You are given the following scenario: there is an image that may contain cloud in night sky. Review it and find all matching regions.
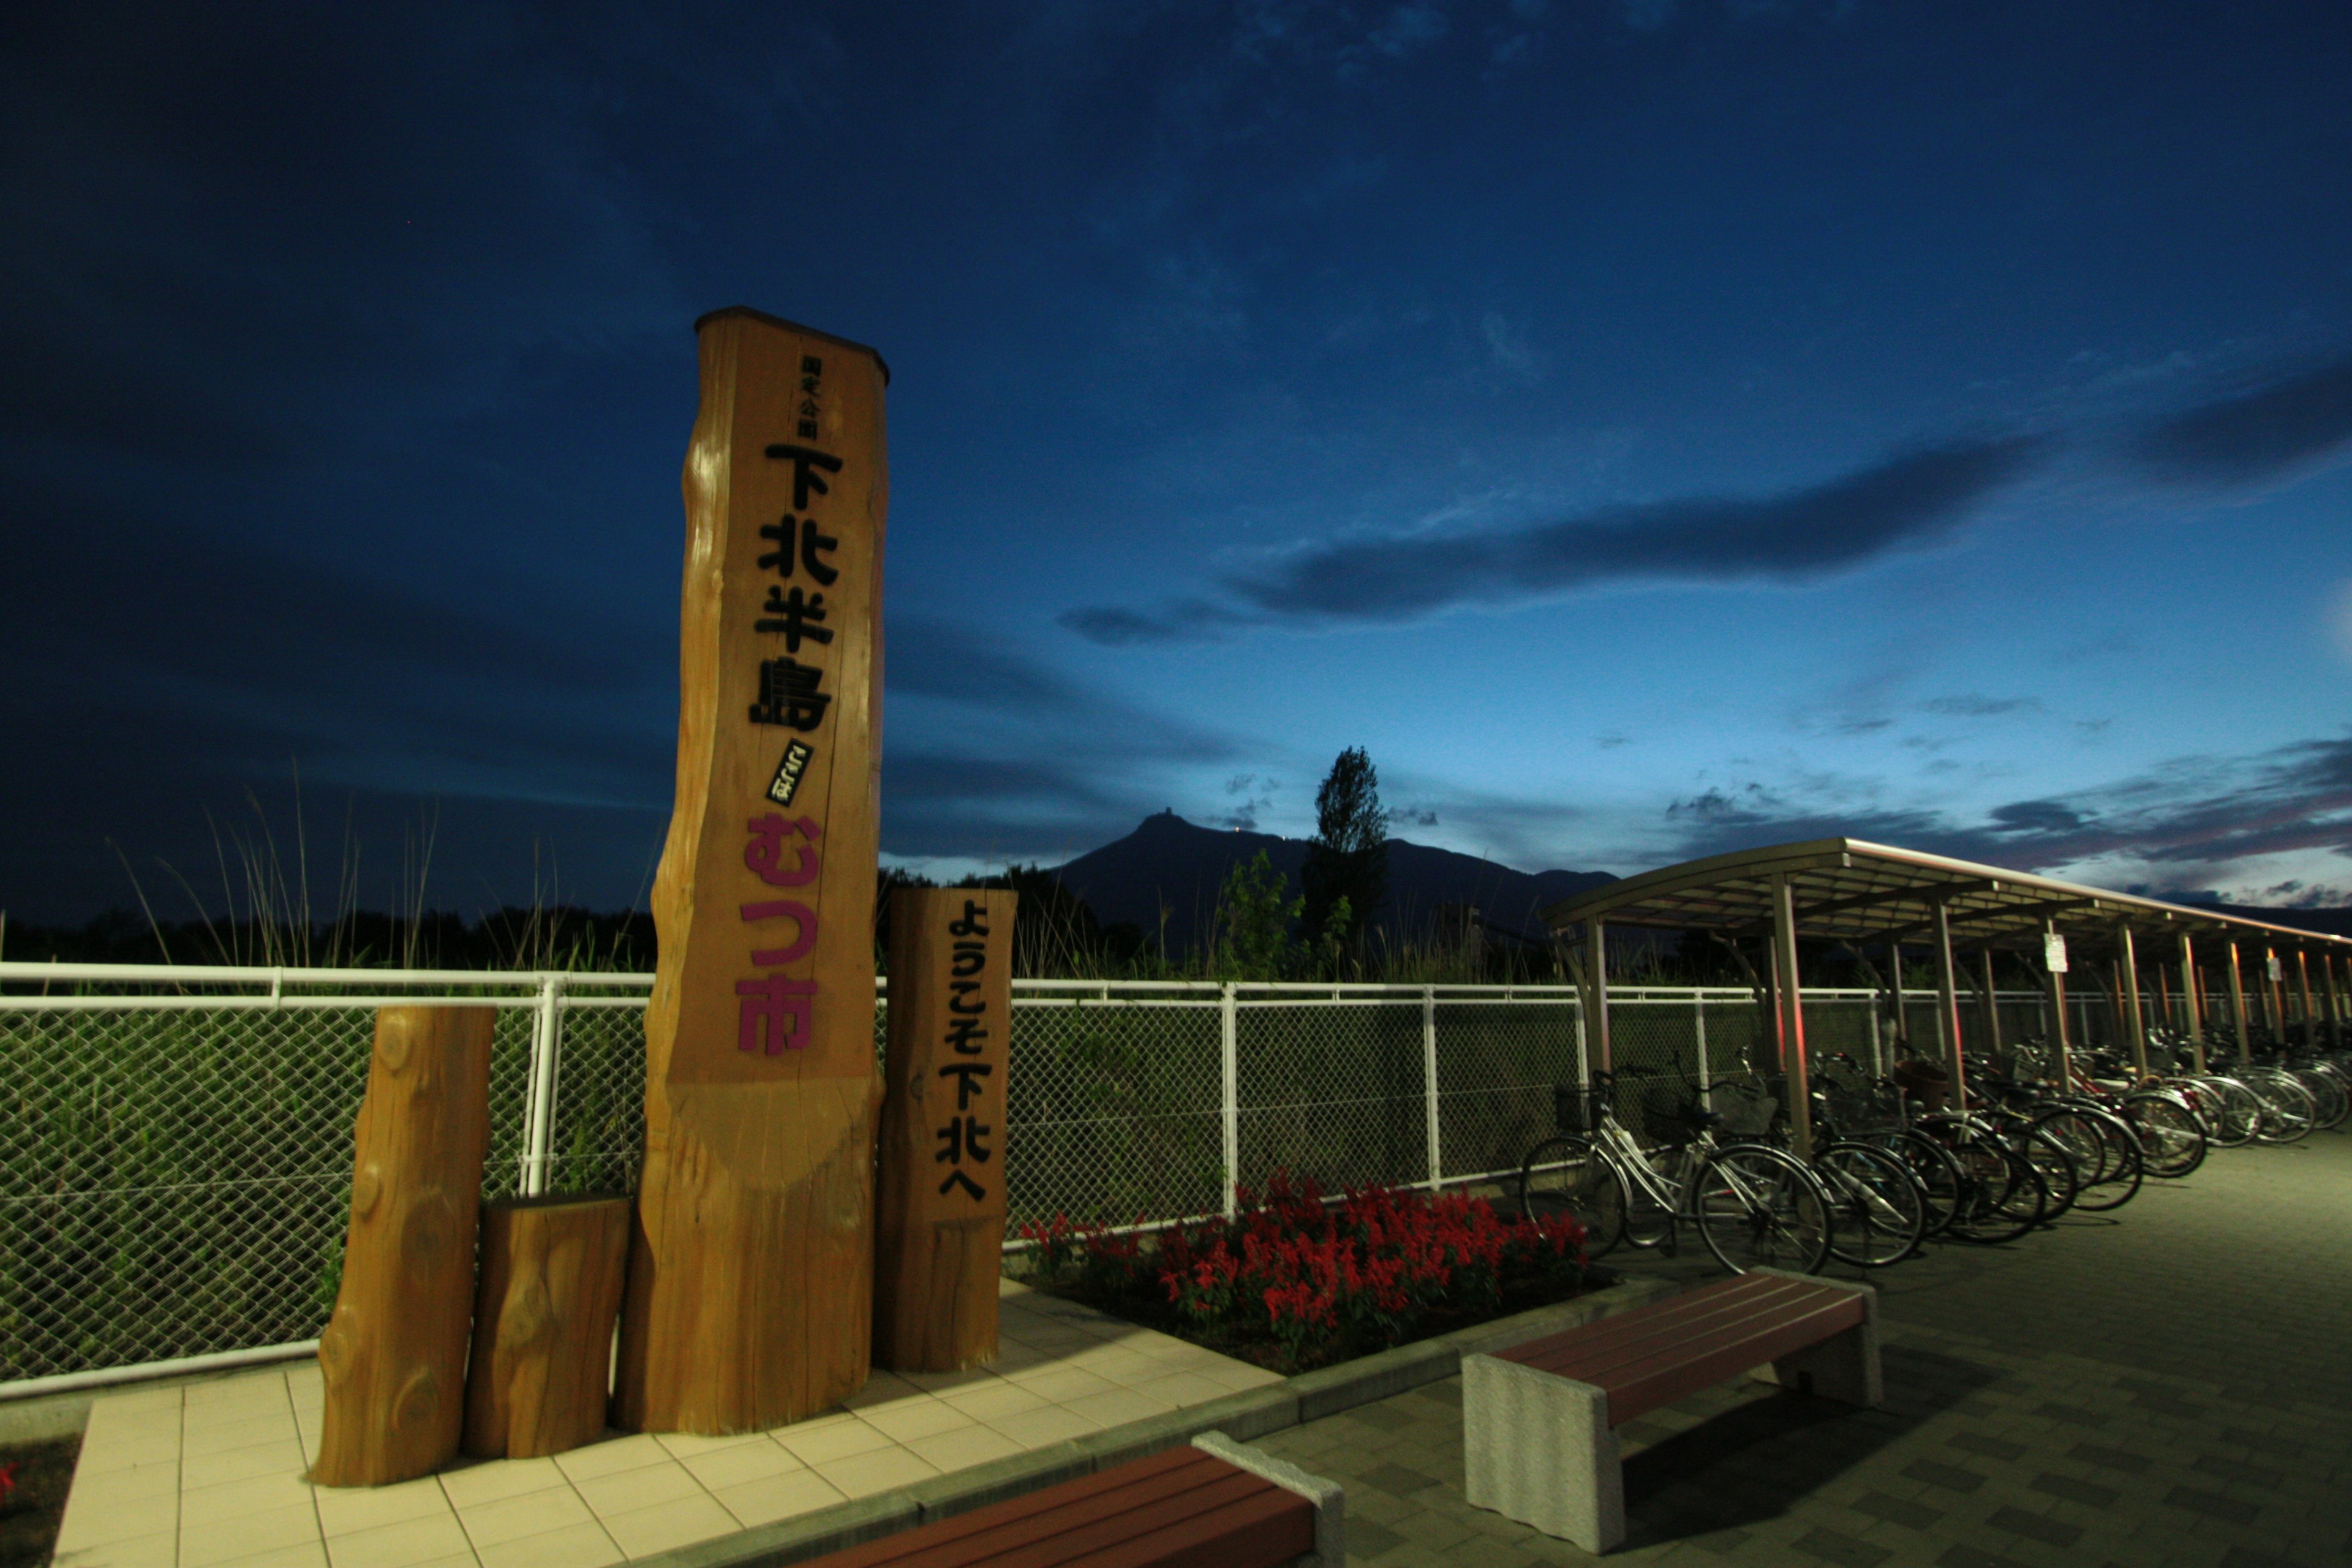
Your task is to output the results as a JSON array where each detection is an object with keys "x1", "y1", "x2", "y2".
[
  {"x1": 2133, "y1": 352, "x2": 2352, "y2": 484},
  {"x1": 1657, "y1": 731, "x2": 2352, "y2": 876},
  {"x1": 1921, "y1": 695, "x2": 2042, "y2": 717},
  {"x1": 1064, "y1": 437, "x2": 2045, "y2": 643},
  {"x1": 879, "y1": 617, "x2": 1243, "y2": 860}
]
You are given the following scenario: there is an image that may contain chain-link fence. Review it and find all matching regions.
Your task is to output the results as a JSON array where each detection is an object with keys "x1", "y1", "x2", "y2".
[{"x1": 4, "y1": 964, "x2": 2076, "y2": 1392}]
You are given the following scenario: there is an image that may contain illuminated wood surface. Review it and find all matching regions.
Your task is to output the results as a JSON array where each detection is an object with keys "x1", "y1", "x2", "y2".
[
  {"x1": 311, "y1": 1006, "x2": 494, "y2": 1487},
  {"x1": 875, "y1": 888, "x2": 1016, "y2": 1373},
  {"x1": 616, "y1": 308, "x2": 889, "y2": 1433},
  {"x1": 463, "y1": 1194, "x2": 630, "y2": 1460}
]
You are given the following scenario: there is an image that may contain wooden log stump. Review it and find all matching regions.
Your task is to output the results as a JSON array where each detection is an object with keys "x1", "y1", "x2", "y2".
[
  {"x1": 464, "y1": 1194, "x2": 631, "y2": 1460},
  {"x1": 875, "y1": 889, "x2": 1016, "y2": 1373},
  {"x1": 311, "y1": 1006, "x2": 494, "y2": 1487},
  {"x1": 613, "y1": 309, "x2": 891, "y2": 1434}
]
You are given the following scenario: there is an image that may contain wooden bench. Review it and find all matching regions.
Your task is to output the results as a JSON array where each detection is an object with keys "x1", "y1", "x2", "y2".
[
  {"x1": 807, "y1": 1432, "x2": 1342, "y2": 1568},
  {"x1": 1463, "y1": 1269, "x2": 1880, "y2": 1553}
]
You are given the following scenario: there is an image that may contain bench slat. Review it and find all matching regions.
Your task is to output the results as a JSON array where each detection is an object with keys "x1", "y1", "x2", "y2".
[
  {"x1": 1503, "y1": 1274, "x2": 1866, "y2": 1427},
  {"x1": 1501, "y1": 1275, "x2": 1814, "y2": 1375},
  {"x1": 1530, "y1": 1286, "x2": 1860, "y2": 1388},
  {"x1": 812, "y1": 1447, "x2": 1311, "y2": 1568},
  {"x1": 1054, "y1": 1483, "x2": 1314, "y2": 1568},
  {"x1": 1586, "y1": 1294, "x2": 1864, "y2": 1423},
  {"x1": 1498, "y1": 1275, "x2": 1799, "y2": 1364}
]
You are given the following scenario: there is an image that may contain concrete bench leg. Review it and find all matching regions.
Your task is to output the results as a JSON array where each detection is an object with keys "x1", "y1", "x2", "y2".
[
  {"x1": 1192, "y1": 1431, "x2": 1346, "y2": 1568},
  {"x1": 1746, "y1": 1269, "x2": 1883, "y2": 1408},
  {"x1": 1462, "y1": 1353, "x2": 1624, "y2": 1555}
]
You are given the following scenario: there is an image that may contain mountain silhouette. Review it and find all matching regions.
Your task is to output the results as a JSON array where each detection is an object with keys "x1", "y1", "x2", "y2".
[{"x1": 1049, "y1": 810, "x2": 1615, "y2": 957}]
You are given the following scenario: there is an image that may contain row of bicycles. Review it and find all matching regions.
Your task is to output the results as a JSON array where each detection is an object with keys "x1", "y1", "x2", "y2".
[{"x1": 1513, "y1": 1032, "x2": 2352, "y2": 1276}]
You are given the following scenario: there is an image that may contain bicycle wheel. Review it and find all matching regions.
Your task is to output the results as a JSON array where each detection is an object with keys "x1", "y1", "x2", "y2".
[
  {"x1": 2030, "y1": 1107, "x2": 2109, "y2": 1185},
  {"x1": 1815, "y1": 1142, "x2": 1927, "y2": 1268},
  {"x1": 2050, "y1": 1107, "x2": 2144, "y2": 1212},
  {"x1": 2014, "y1": 1126, "x2": 2080, "y2": 1221},
  {"x1": 1947, "y1": 1141, "x2": 2040, "y2": 1245},
  {"x1": 2245, "y1": 1071, "x2": 2317, "y2": 1145},
  {"x1": 2292, "y1": 1069, "x2": 2350, "y2": 1131},
  {"x1": 1880, "y1": 1128, "x2": 1964, "y2": 1237},
  {"x1": 2122, "y1": 1093, "x2": 2207, "y2": 1177},
  {"x1": 1693, "y1": 1144, "x2": 1833, "y2": 1274},
  {"x1": 2195, "y1": 1077, "x2": 2263, "y2": 1148},
  {"x1": 1518, "y1": 1135, "x2": 1627, "y2": 1257}
]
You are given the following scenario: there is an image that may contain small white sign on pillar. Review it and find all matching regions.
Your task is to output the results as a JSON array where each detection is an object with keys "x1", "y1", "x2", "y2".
[{"x1": 2043, "y1": 933, "x2": 2068, "y2": 974}]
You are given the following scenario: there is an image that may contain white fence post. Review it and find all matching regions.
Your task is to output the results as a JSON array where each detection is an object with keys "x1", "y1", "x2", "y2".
[
  {"x1": 1219, "y1": 982, "x2": 1240, "y2": 1219},
  {"x1": 1694, "y1": 993, "x2": 1709, "y2": 1093},
  {"x1": 1573, "y1": 995, "x2": 1588, "y2": 1091},
  {"x1": 1422, "y1": 986, "x2": 1442, "y2": 1191},
  {"x1": 520, "y1": 973, "x2": 565, "y2": 1196}
]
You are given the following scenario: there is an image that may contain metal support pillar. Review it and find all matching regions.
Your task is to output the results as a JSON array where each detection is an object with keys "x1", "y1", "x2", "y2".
[
  {"x1": 2117, "y1": 924, "x2": 2147, "y2": 1077},
  {"x1": 2045, "y1": 919, "x2": 2071, "y2": 1087},
  {"x1": 2227, "y1": 941, "x2": 2252, "y2": 1064},
  {"x1": 2296, "y1": 950, "x2": 2315, "y2": 1050},
  {"x1": 1771, "y1": 875, "x2": 1814, "y2": 1160},
  {"x1": 2326, "y1": 953, "x2": 2345, "y2": 1051},
  {"x1": 1978, "y1": 948, "x2": 2003, "y2": 1066},
  {"x1": 1931, "y1": 899, "x2": 1966, "y2": 1112},
  {"x1": 2258, "y1": 949, "x2": 2277, "y2": 1048},
  {"x1": 1886, "y1": 944, "x2": 1906, "y2": 1056},
  {"x1": 2179, "y1": 933, "x2": 2206, "y2": 1074}
]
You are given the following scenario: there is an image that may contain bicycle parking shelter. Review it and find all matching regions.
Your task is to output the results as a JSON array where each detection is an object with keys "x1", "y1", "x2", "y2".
[{"x1": 1540, "y1": 837, "x2": 2352, "y2": 1156}]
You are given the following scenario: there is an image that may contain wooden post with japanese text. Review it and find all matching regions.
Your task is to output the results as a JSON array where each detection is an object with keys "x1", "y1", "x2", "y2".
[
  {"x1": 614, "y1": 307, "x2": 889, "y2": 1434},
  {"x1": 875, "y1": 889, "x2": 1016, "y2": 1373}
]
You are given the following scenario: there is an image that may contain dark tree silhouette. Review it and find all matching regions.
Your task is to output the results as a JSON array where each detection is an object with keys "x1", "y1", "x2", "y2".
[{"x1": 1301, "y1": 747, "x2": 1389, "y2": 946}]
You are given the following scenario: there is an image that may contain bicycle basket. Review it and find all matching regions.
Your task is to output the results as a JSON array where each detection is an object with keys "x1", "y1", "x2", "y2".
[
  {"x1": 1640, "y1": 1077, "x2": 1711, "y2": 1145},
  {"x1": 1706, "y1": 1078, "x2": 1781, "y2": 1137},
  {"x1": 1553, "y1": 1082, "x2": 1604, "y2": 1133}
]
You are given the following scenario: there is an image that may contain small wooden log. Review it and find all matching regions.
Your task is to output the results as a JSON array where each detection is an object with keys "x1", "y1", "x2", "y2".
[
  {"x1": 614, "y1": 309, "x2": 890, "y2": 1434},
  {"x1": 311, "y1": 1006, "x2": 494, "y2": 1487},
  {"x1": 874, "y1": 888, "x2": 1016, "y2": 1372},
  {"x1": 464, "y1": 1194, "x2": 631, "y2": 1460}
]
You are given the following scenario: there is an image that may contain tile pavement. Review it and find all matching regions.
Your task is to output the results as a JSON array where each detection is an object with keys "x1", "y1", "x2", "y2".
[
  {"x1": 49, "y1": 1277, "x2": 1281, "y2": 1567},
  {"x1": 1253, "y1": 1134, "x2": 2352, "y2": 1567}
]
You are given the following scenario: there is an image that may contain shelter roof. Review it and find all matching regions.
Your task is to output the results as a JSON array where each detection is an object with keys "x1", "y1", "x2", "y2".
[{"x1": 1538, "y1": 838, "x2": 2352, "y2": 954}]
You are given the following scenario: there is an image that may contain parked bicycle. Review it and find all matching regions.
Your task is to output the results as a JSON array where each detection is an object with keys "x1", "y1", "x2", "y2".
[{"x1": 1517, "y1": 1068, "x2": 1833, "y2": 1275}]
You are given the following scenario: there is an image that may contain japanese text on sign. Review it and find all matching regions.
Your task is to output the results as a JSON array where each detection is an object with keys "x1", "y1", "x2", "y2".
[
  {"x1": 734, "y1": 371, "x2": 849, "y2": 1055},
  {"x1": 936, "y1": 899, "x2": 995, "y2": 1202}
]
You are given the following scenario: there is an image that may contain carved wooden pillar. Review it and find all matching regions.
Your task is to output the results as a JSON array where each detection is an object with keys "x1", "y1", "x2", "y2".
[
  {"x1": 615, "y1": 309, "x2": 890, "y2": 1434},
  {"x1": 312, "y1": 1006, "x2": 494, "y2": 1487}
]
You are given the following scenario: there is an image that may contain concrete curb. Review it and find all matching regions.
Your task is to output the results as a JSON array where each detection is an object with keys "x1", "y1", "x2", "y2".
[{"x1": 630, "y1": 1274, "x2": 1684, "y2": 1568}]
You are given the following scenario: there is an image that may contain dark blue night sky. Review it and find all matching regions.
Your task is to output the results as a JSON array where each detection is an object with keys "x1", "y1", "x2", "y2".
[{"x1": 5, "y1": 1, "x2": 2350, "y2": 924}]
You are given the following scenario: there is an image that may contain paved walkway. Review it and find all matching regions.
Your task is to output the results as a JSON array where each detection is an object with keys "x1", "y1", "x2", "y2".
[
  {"x1": 1256, "y1": 1134, "x2": 2352, "y2": 1568},
  {"x1": 50, "y1": 1279, "x2": 1281, "y2": 1567}
]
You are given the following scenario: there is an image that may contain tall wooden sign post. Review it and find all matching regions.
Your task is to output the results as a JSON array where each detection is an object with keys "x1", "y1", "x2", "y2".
[
  {"x1": 875, "y1": 889, "x2": 1016, "y2": 1373},
  {"x1": 615, "y1": 309, "x2": 889, "y2": 1434}
]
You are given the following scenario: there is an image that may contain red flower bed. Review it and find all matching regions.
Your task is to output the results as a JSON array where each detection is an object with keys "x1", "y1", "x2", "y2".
[{"x1": 1016, "y1": 1174, "x2": 1589, "y2": 1373}]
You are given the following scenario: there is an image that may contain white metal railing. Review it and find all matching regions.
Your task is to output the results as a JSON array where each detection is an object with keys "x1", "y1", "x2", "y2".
[{"x1": 0, "y1": 960, "x2": 2089, "y2": 1396}]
